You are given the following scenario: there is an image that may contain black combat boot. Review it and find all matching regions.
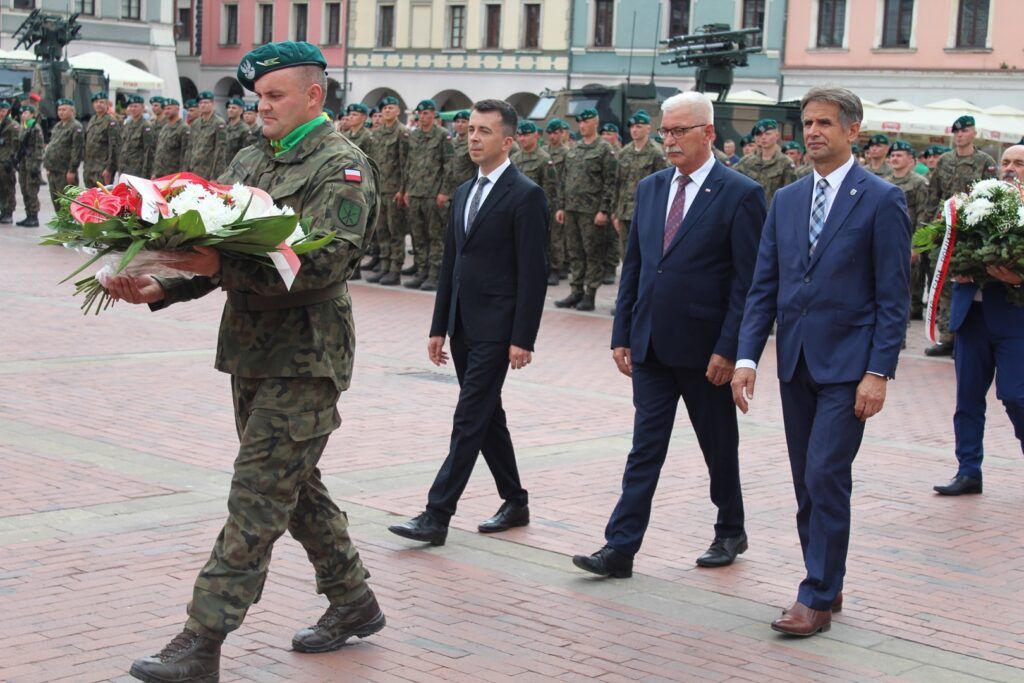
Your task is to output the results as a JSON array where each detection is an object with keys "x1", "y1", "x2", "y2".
[
  {"x1": 555, "y1": 290, "x2": 583, "y2": 308},
  {"x1": 576, "y1": 291, "x2": 596, "y2": 311},
  {"x1": 129, "y1": 629, "x2": 222, "y2": 683},
  {"x1": 377, "y1": 271, "x2": 401, "y2": 286},
  {"x1": 16, "y1": 214, "x2": 39, "y2": 228},
  {"x1": 360, "y1": 254, "x2": 381, "y2": 271},
  {"x1": 0, "y1": 213, "x2": 12, "y2": 224},
  {"x1": 401, "y1": 264, "x2": 418, "y2": 276},
  {"x1": 403, "y1": 275, "x2": 426, "y2": 289},
  {"x1": 292, "y1": 588, "x2": 386, "y2": 653}
]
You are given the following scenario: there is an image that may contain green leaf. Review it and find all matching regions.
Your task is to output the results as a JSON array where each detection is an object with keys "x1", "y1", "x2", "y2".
[
  {"x1": 116, "y1": 239, "x2": 147, "y2": 273},
  {"x1": 290, "y1": 231, "x2": 336, "y2": 255},
  {"x1": 58, "y1": 246, "x2": 116, "y2": 284}
]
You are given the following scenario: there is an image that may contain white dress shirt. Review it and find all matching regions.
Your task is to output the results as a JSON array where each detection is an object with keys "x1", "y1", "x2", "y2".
[
  {"x1": 736, "y1": 154, "x2": 857, "y2": 372},
  {"x1": 463, "y1": 156, "x2": 511, "y2": 231},
  {"x1": 665, "y1": 153, "x2": 717, "y2": 224}
]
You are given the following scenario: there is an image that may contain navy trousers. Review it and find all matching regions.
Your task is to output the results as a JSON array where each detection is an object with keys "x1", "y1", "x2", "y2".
[
  {"x1": 953, "y1": 302, "x2": 1024, "y2": 478},
  {"x1": 779, "y1": 353, "x2": 865, "y2": 612}
]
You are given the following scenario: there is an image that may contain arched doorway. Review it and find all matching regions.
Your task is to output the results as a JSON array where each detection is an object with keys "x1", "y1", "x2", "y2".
[
  {"x1": 432, "y1": 89, "x2": 472, "y2": 112},
  {"x1": 214, "y1": 76, "x2": 243, "y2": 99},
  {"x1": 179, "y1": 77, "x2": 198, "y2": 102},
  {"x1": 506, "y1": 92, "x2": 540, "y2": 117},
  {"x1": 126, "y1": 58, "x2": 149, "y2": 72},
  {"x1": 325, "y1": 78, "x2": 343, "y2": 120},
  {"x1": 362, "y1": 87, "x2": 407, "y2": 123}
]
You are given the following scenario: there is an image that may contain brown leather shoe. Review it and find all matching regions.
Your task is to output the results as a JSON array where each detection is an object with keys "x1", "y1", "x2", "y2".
[
  {"x1": 783, "y1": 592, "x2": 842, "y2": 615},
  {"x1": 292, "y1": 588, "x2": 386, "y2": 653},
  {"x1": 771, "y1": 602, "x2": 831, "y2": 637},
  {"x1": 129, "y1": 628, "x2": 221, "y2": 682}
]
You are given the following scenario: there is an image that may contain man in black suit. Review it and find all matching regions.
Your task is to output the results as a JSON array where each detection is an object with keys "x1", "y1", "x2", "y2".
[
  {"x1": 388, "y1": 99, "x2": 549, "y2": 546},
  {"x1": 573, "y1": 92, "x2": 766, "y2": 578}
]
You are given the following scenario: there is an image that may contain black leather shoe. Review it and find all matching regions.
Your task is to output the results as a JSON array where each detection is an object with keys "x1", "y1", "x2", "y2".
[
  {"x1": 129, "y1": 629, "x2": 221, "y2": 682},
  {"x1": 555, "y1": 291, "x2": 583, "y2": 308},
  {"x1": 292, "y1": 588, "x2": 386, "y2": 653},
  {"x1": 572, "y1": 546, "x2": 633, "y2": 578},
  {"x1": 419, "y1": 279, "x2": 438, "y2": 291},
  {"x1": 933, "y1": 475, "x2": 982, "y2": 495},
  {"x1": 477, "y1": 502, "x2": 529, "y2": 533},
  {"x1": 0, "y1": 213, "x2": 12, "y2": 224},
  {"x1": 925, "y1": 342, "x2": 954, "y2": 357},
  {"x1": 695, "y1": 532, "x2": 748, "y2": 568},
  {"x1": 388, "y1": 511, "x2": 448, "y2": 545},
  {"x1": 16, "y1": 215, "x2": 38, "y2": 227}
]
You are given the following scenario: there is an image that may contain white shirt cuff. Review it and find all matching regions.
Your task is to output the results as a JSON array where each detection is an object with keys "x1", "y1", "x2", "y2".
[{"x1": 736, "y1": 359, "x2": 757, "y2": 371}]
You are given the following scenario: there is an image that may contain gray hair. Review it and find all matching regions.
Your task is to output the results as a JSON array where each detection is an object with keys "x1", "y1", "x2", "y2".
[
  {"x1": 800, "y1": 85, "x2": 862, "y2": 128},
  {"x1": 661, "y1": 92, "x2": 714, "y2": 126}
]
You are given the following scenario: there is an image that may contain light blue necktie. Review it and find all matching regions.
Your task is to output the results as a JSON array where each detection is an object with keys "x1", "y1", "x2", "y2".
[{"x1": 808, "y1": 178, "x2": 829, "y2": 256}]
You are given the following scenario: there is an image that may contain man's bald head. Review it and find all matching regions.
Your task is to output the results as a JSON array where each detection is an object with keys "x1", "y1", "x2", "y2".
[{"x1": 1000, "y1": 145, "x2": 1024, "y2": 181}]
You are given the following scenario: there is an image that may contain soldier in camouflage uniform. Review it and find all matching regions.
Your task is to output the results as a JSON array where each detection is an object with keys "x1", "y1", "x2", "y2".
[
  {"x1": 733, "y1": 118, "x2": 795, "y2": 205},
  {"x1": 119, "y1": 42, "x2": 385, "y2": 683},
  {"x1": 924, "y1": 115, "x2": 999, "y2": 356},
  {"x1": 611, "y1": 110, "x2": 667, "y2": 279},
  {"x1": 600, "y1": 122, "x2": 622, "y2": 151},
  {"x1": 242, "y1": 103, "x2": 261, "y2": 147},
  {"x1": 554, "y1": 108, "x2": 617, "y2": 312},
  {"x1": 186, "y1": 91, "x2": 228, "y2": 178},
  {"x1": 888, "y1": 140, "x2": 930, "y2": 322},
  {"x1": 84, "y1": 91, "x2": 120, "y2": 188},
  {"x1": 0, "y1": 100, "x2": 21, "y2": 223},
  {"x1": 783, "y1": 141, "x2": 812, "y2": 178},
  {"x1": 151, "y1": 99, "x2": 190, "y2": 178},
  {"x1": 118, "y1": 95, "x2": 156, "y2": 180},
  {"x1": 511, "y1": 120, "x2": 559, "y2": 284},
  {"x1": 544, "y1": 119, "x2": 571, "y2": 278},
  {"x1": 149, "y1": 96, "x2": 165, "y2": 134},
  {"x1": 14, "y1": 105, "x2": 44, "y2": 227},
  {"x1": 364, "y1": 96, "x2": 408, "y2": 286},
  {"x1": 740, "y1": 134, "x2": 756, "y2": 158},
  {"x1": 184, "y1": 98, "x2": 199, "y2": 125},
  {"x1": 401, "y1": 99, "x2": 452, "y2": 291},
  {"x1": 445, "y1": 109, "x2": 476, "y2": 195},
  {"x1": 43, "y1": 98, "x2": 84, "y2": 211},
  {"x1": 864, "y1": 134, "x2": 893, "y2": 178},
  {"x1": 222, "y1": 97, "x2": 250, "y2": 171},
  {"x1": 342, "y1": 103, "x2": 373, "y2": 155}
]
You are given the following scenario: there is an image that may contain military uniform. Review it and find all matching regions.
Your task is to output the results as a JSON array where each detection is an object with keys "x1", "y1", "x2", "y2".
[
  {"x1": 152, "y1": 118, "x2": 190, "y2": 178},
  {"x1": 446, "y1": 134, "x2": 476, "y2": 193},
  {"x1": 119, "y1": 115, "x2": 156, "y2": 179},
  {"x1": 186, "y1": 114, "x2": 228, "y2": 178},
  {"x1": 545, "y1": 137, "x2": 570, "y2": 274},
  {"x1": 734, "y1": 150, "x2": 796, "y2": 205},
  {"x1": 222, "y1": 119, "x2": 251, "y2": 170},
  {"x1": 794, "y1": 163, "x2": 813, "y2": 178},
  {"x1": 368, "y1": 119, "x2": 409, "y2": 278},
  {"x1": 343, "y1": 125, "x2": 373, "y2": 156},
  {"x1": 16, "y1": 115, "x2": 44, "y2": 223},
  {"x1": 559, "y1": 134, "x2": 617, "y2": 300},
  {"x1": 403, "y1": 109, "x2": 452, "y2": 286},
  {"x1": 84, "y1": 111, "x2": 121, "y2": 187},
  {"x1": 0, "y1": 112, "x2": 22, "y2": 220},
  {"x1": 42, "y1": 116, "x2": 84, "y2": 210},
  {"x1": 510, "y1": 143, "x2": 558, "y2": 258},
  {"x1": 867, "y1": 160, "x2": 893, "y2": 179},
  {"x1": 891, "y1": 169, "x2": 930, "y2": 319},
  {"x1": 612, "y1": 139, "x2": 667, "y2": 263}
]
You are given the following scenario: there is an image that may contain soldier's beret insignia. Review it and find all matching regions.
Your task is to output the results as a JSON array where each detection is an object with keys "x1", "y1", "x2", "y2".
[
  {"x1": 237, "y1": 41, "x2": 327, "y2": 92},
  {"x1": 338, "y1": 199, "x2": 362, "y2": 226}
]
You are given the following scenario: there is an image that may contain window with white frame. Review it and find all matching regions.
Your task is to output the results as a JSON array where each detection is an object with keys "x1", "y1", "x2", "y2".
[
  {"x1": 449, "y1": 5, "x2": 466, "y2": 49},
  {"x1": 523, "y1": 3, "x2": 541, "y2": 49},
  {"x1": 816, "y1": 0, "x2": 845, "y2": 47},
  {"x1": 222, "y1": 4, "x2": 239, "y2": 45},
  {"x1": 377, "y1": 4, "x2": 395, "y2": 48}
]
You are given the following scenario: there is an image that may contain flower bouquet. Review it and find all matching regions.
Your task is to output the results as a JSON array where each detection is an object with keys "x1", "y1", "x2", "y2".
[
  {"x1": 41, "y1": 173, "x2": 335, "y2": 314},
  {"x1": 913, "y1": 178, "x2": 1024, "y2": 341}
]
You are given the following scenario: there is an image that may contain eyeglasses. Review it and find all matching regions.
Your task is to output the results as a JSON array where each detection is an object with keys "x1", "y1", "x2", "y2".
[{"x1": 657, "y1": 123, "x2": 709, "y2": 139}]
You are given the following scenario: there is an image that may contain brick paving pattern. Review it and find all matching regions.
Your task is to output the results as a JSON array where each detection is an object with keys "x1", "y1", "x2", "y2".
[{"x1": 2, "y1": 210, "x2": 1023, "y2": 682}]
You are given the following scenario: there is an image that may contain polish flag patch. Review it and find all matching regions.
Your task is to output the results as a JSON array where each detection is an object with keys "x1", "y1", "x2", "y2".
[{"x1": 344, "y1": 169, "x2": 362, "y2": 183}]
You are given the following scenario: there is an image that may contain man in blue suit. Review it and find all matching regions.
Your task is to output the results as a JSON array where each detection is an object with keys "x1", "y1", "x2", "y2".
[
  {"x1": 572, "y1": 92, "x2": 766, "y2": 579},
  {"x1": 732, "y1": 86, "x2": 911, "y2": 637},
  {"x1": 934, "y1": 144, "x2": 1024, "y2": 496}
]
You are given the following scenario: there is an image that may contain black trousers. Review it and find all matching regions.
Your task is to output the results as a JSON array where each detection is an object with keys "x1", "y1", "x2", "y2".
[{"x1": 426, "y1": 323, "x2": 528, "y2": 522}]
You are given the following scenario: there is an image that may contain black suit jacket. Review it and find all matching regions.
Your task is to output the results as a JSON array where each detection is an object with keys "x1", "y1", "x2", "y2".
[{"x1": 430, "y1": 162, "x2": 549, "y2": 350}]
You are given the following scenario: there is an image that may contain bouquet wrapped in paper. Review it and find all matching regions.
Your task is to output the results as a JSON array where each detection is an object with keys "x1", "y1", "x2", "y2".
[
  {"x1": 913, "y1": 179, "x2": 1024, "y2": 341},
  {"x1": 41, "y1": 173, "x2": 335, "y2": 314}
]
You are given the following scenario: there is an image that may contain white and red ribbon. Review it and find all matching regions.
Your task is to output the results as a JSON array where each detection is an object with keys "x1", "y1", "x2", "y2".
[{"x1": 925, "y1": 197, "x2": 958, "y2": 343}]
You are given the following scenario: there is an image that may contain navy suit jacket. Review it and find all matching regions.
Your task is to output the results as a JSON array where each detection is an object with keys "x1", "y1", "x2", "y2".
[
  {"x1": 737, "y1": 161, "x2": 911, "y2": 383},
  {"x1": 429, "y1": 163, "x2": 548, "y2": 350},
  {"x1": 611, "y1": 161, "x2": 767, "y2": 367},
  {"x1": 950, "y1": 281, "x2": 1024, "y2": 335}
]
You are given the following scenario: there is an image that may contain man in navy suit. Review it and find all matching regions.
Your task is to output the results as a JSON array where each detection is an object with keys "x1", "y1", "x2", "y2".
[
  {"x1": 389, "y1": 100, "x2": 549, "y2": 545},
  {"x1": 572, "y1": 92, "x2": 766, "y2": 579},
  {"x1": 732, "y1": 86, "x2": 911, "y2": 636},
  {"x1": 934, "y1": 144, "x2": 1024, "y2": 496}
]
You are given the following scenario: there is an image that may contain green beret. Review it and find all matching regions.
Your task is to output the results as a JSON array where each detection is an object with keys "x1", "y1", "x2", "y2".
[
  {"x1": 866, "y1": 133, "x2": 889, "y2": 148},
  {"x1": 56, "y1": 98, "x2": 74, "y2": 107},
  {"x1": 752, "y1": 118, "x2": 778, "y2": 134},
  {"x1": 379, "y1": 96, "x2": 399, "y2": 107},
  {"x1": 600, "y1": 122, "x2": 619, "y2": 134},
  {"x1": 517, "y1": 120, "x2": 538, "y2": 135},
  {"x1": 0, "y1": 100, "x2": 10, "y2": 110},
  {"x1": 237, "y1": 41, "x2": 327, "y2": 92},
  {"x1": 890, "y1": 140, "x2": 916, "y2": 156},
  {"x1": 322, "y1": 107, "x2": 335, "y2": 120},
  {"x1": 197, "y1": 91, "x2": 214, "y2": 101},
  {"x1": 244, "y1": 102, "x2": 257, "y2": 112},
  {"x1": 575, "y1": 108, "x2": 598, "y2": 122},
  {"x1": 346, "y1": 103, "x2": 369, "y2": 115},
  {"x1": 227, "y1": 97, "x2": 245, "y2": 107},
  {"x1": 163, "y1": 98, "x2": 180, "y2": 107},
  {"x1": 415, "y1": 99, "x2": 437, "y2": 112},
  {"x1": 21, "y1": 104, "x2": 36, "y2": 114},
  {"x1": 369, "y1": 107, "x2": 379, "y2": 115},
  {"x1": 130, "y1": 94, "x2": 146, "y2": 105},
  {"x1": 91, "y1": 91, "x2": 107, "y2": 102},
  {"x1": 952, "y1": 115, "x2": 975, "y2": 131},
  {"x1": 452, "y1": 109, "x2": 470, "y2": 121},
  {"x1": 149, "y1": 96, "x2": 164, "y2": 105},
  {"x1": 652, "y1": 134, "x2": 664, "y2": 144},
  {"x1": 570, "y1": 131, "x2": 582, "y2": 141},
  {"x1": 628, "y1": 110, "x2": 651, "y2": 125},
  {"x1": 851, "y1": 143, "x2": 862, "y2": 154},
  {"x1": 545, "y1": 118, "x2": 564, "y2": 132},
  {"x1": 185, "y1": 99, "x2": 198, "y2": 108},
  {"x1": 782, "y1": 141, "x2": 804, "y2": 152},
  {"x1": 740, "y1": 134, "x2": 754, "y2": 145}
]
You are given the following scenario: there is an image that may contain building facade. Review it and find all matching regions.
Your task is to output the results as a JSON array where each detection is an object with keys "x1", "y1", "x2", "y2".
[
  {"x1": 1, "y1": 0, "x2": 182, "y2": 100},
  {"x1": 782, "y1": 0, "x2": 1024, "y2": 107}
]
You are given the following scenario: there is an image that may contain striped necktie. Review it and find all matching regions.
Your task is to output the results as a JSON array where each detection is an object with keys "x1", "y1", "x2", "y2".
[{"x1": 808, "y1": 178, "x2": 829, "y2": 256}]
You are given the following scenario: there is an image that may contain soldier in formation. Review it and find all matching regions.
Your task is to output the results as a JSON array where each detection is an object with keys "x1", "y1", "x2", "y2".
[
  {"x1": 783, "y1": 141, "x2": 812, "y2": 178},
  {"x1": 119, "y1": 94, "x2": 156, "y2": 180},
  {"x1": 243, "y1": 103, "x2": 261, "y2": 147},
  {"x1": 554, "y1": 108, "x2": 617, "y2": 312},
  {"x1": 84, "y1": 91, "x2": 120, "y2": 188},
  {"x1": 186, "y1": 91, "x2": 227, "y2": 178},
  {"x1": 510, "y1": 120, "x2": 559, "y2": 284},
  {"x1": 184, "y1": 99, "x2": 199, "y2": 125},
  {"x1": 0, "y1": 100, "x2": 21, "y2": 223},
  {"x1": 733, "y1": 118, "x2": 795, "y2": 205},
  {"x1": 863, "y1": 134, "x2": 893, "y2": 178},
  {"x1": 342, "y1": 103, "x2": 373, "y2": 155},
  {"x1": 544, "y1": 118, "x2": 571, "y2": 280},
  {"x1": 600, "y1": 122, "x2": 622, "y2": 150},
  {"x1": 402, "y1": 99, "x2": 452, "y2": 291},
  {"x1": 151, "y1": 99, "x2": 190, "y2": 178},
  {"x1": 43, "y1": 98, "x2": 84, "y2": 211},
  {"x1": 611, "y1": 109, "x2": 667, "y2": 276},
  {"x1": 222, "y1": 97, "x2": 250, "y2": 170},
  {"x1": 887, "y1": 140, "x2": 931, "y2": 323},
  {"x1": 445, "y1": 110, "x2": 476, "y2": 195},
  {"x1": 740, "y1": 134, "x2": 756, "y2": 158},
  {"x1": 149, "y1": 96, "x2": 165, "y2": 134},
  {"x1": 364, "y1": 95, "x2": 409, "y2": 286},
  {"x1": 14, "y1": 104, "x2": 44, "y2": 227}
]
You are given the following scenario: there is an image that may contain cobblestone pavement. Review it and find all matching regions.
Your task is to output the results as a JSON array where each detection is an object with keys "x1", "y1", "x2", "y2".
[{"x1": 2, "y1": 208, "x2": 1023, "y2": 682}]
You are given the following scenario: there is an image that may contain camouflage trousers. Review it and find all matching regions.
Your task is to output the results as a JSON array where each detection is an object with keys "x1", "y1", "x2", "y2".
[
  {"x1": 184, "y1": 376, "x2": 369, "y2": 638},
  {"x1": 548, "y1": 214, "x2": 566, "y2": 273},
  {"x1": 47, "y1": 169, "x2": 79, "y2": 213},
  {"x1": 83, "y1": 166, "x2": 107, "y2": 189},
  {"x1": 615, "y1": 219, "x2": 632, "y2": 265},
  {"x1": 378, "y1": 196, "x2": 407, "y2": 274},
  {"x1": 910, "y1": 253, "x2": 928, "y2": 318},
  {"x1": 936, "y1": 285, "x2": 954, "y2": 344},
  {"x1": 565, "y1": 210, "x2": 612, "y2": 294},
  {"x1": 17, "y1": 165, "x2": 40, "y2": 214},
  {"x1": 407, "y1": 196, "x2": 444, "y2": 280},
  {"x1": 603, "y1": 221, "x2": 623, "y2": 277},
  {"x1": 0, "y1": 168, "x2": 15, "y2": 215}
]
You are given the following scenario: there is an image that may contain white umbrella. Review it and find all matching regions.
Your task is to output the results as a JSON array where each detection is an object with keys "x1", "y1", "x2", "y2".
[{"x1": 68, "y1": 51, "x2": 164, "y2": 92}]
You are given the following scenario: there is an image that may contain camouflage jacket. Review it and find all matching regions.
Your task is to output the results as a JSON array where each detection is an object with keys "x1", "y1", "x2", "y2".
[
  {"x1": 734, "y1": 150, "x2": 796, "y2": 205},
  {"x1": 890, "y1": 171, "x2": 931, "y2": 228},
  {"x1": 343, "y1": 125, "x2": 373, "y2": 156},
  {"x1": 186, "y1": 114, "x2": 227, "y2": 178},
  {"x1": 927, "y1": 148, "x2": 998, "y2": 219},
  {"x1": 84, "y1": 112, "x2": 121, "y2": 174},
  {"x1": 370, "y1": 121, "x2": 409, "y2": 195},
  {"x1": 222, "y1": 119, "x2": 251, "y2": 171},
  {"x1": 445, "y1": 134, "x2": 476, "y2": 195},
  {"x1": 17, "y1": 121, "x2": 44, "y2": 173},
  {"x1": 404, "y1": 124, "x2": 452, "y2": 198},
  {"x1": 151, "y1": 119, "x2": 190, "y2": 178},
  {"x1": 510, "y1": 146, "x2": 558, "y2": 215},
  {"x1": 546, "y1": 144, "x2": 568, "y2": 189},
  {"x1": 0, "y1": 116, "x2": 18, "y2": 164},
  {"x1": 154, "y1": 120, "x2": 380, "y2": 392},
  {"x1": 794, "y1": 163, "x2": 813, "y2": 179},
  {"x1": 43, "y1": 118, "x2": 84, "y2": 174},
  {"x1": 560, "y1": 137, "x2": 617, "y2": 215},
  {"x1": 613, "y1": 139, "x2": 668, "y2": 220},
  {"x1": 866, "y1": 161, "x2": 893, "y2": 179},
  {"x1": 245, "y1": 123, "x2": 262, "y2": 148},
  {"x1": 119, "y1": 116, "x2": 156, "y2": 178}
]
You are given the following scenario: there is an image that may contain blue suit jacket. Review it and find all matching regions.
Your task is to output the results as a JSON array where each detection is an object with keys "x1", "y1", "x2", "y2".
[
  {"x1": 950, "y1": 281, "x2": 1024, "y2": 335},
  {"x1": 737, "y1": 162, "x2": 911, "y2": 383},
  {"x1": 611, "y1": 161, "x2": 767, "y2": 367}
]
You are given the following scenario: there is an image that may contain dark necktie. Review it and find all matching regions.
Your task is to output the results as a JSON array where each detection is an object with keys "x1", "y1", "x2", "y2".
[
  {"x1": 663, "y1": 174, "x2": 691, "y2": 252},
  {"x1": 466, "y1": 177, "x2": 490, "y2": 232}
]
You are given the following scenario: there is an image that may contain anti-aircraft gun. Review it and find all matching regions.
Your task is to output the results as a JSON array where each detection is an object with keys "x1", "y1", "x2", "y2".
[{"x1": 660, "y1": 24, "x2": 763, "y2": 102}]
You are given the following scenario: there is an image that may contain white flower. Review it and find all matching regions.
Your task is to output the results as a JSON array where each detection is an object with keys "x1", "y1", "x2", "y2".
[
  {"x1": 970, "y1": 179, "x2": 1013, "y2": 198},
  {"x1": 1017, "y1": 205, "x2": 1024, "y2": 227},
  {"x1": 963, "y1": 197, "x2": 995, "y2": 226},
  {"x1": 285, "y1": 225, "x2": 306, "y2": 246}
]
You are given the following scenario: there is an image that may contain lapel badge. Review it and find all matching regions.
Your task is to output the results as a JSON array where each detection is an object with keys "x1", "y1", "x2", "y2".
[
  {"x1": 850, "y1": 189, "x2": 857, "y2": 196},
  {"x1": 704, "y1": 188, "x2": 711, "y2": 193}
]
